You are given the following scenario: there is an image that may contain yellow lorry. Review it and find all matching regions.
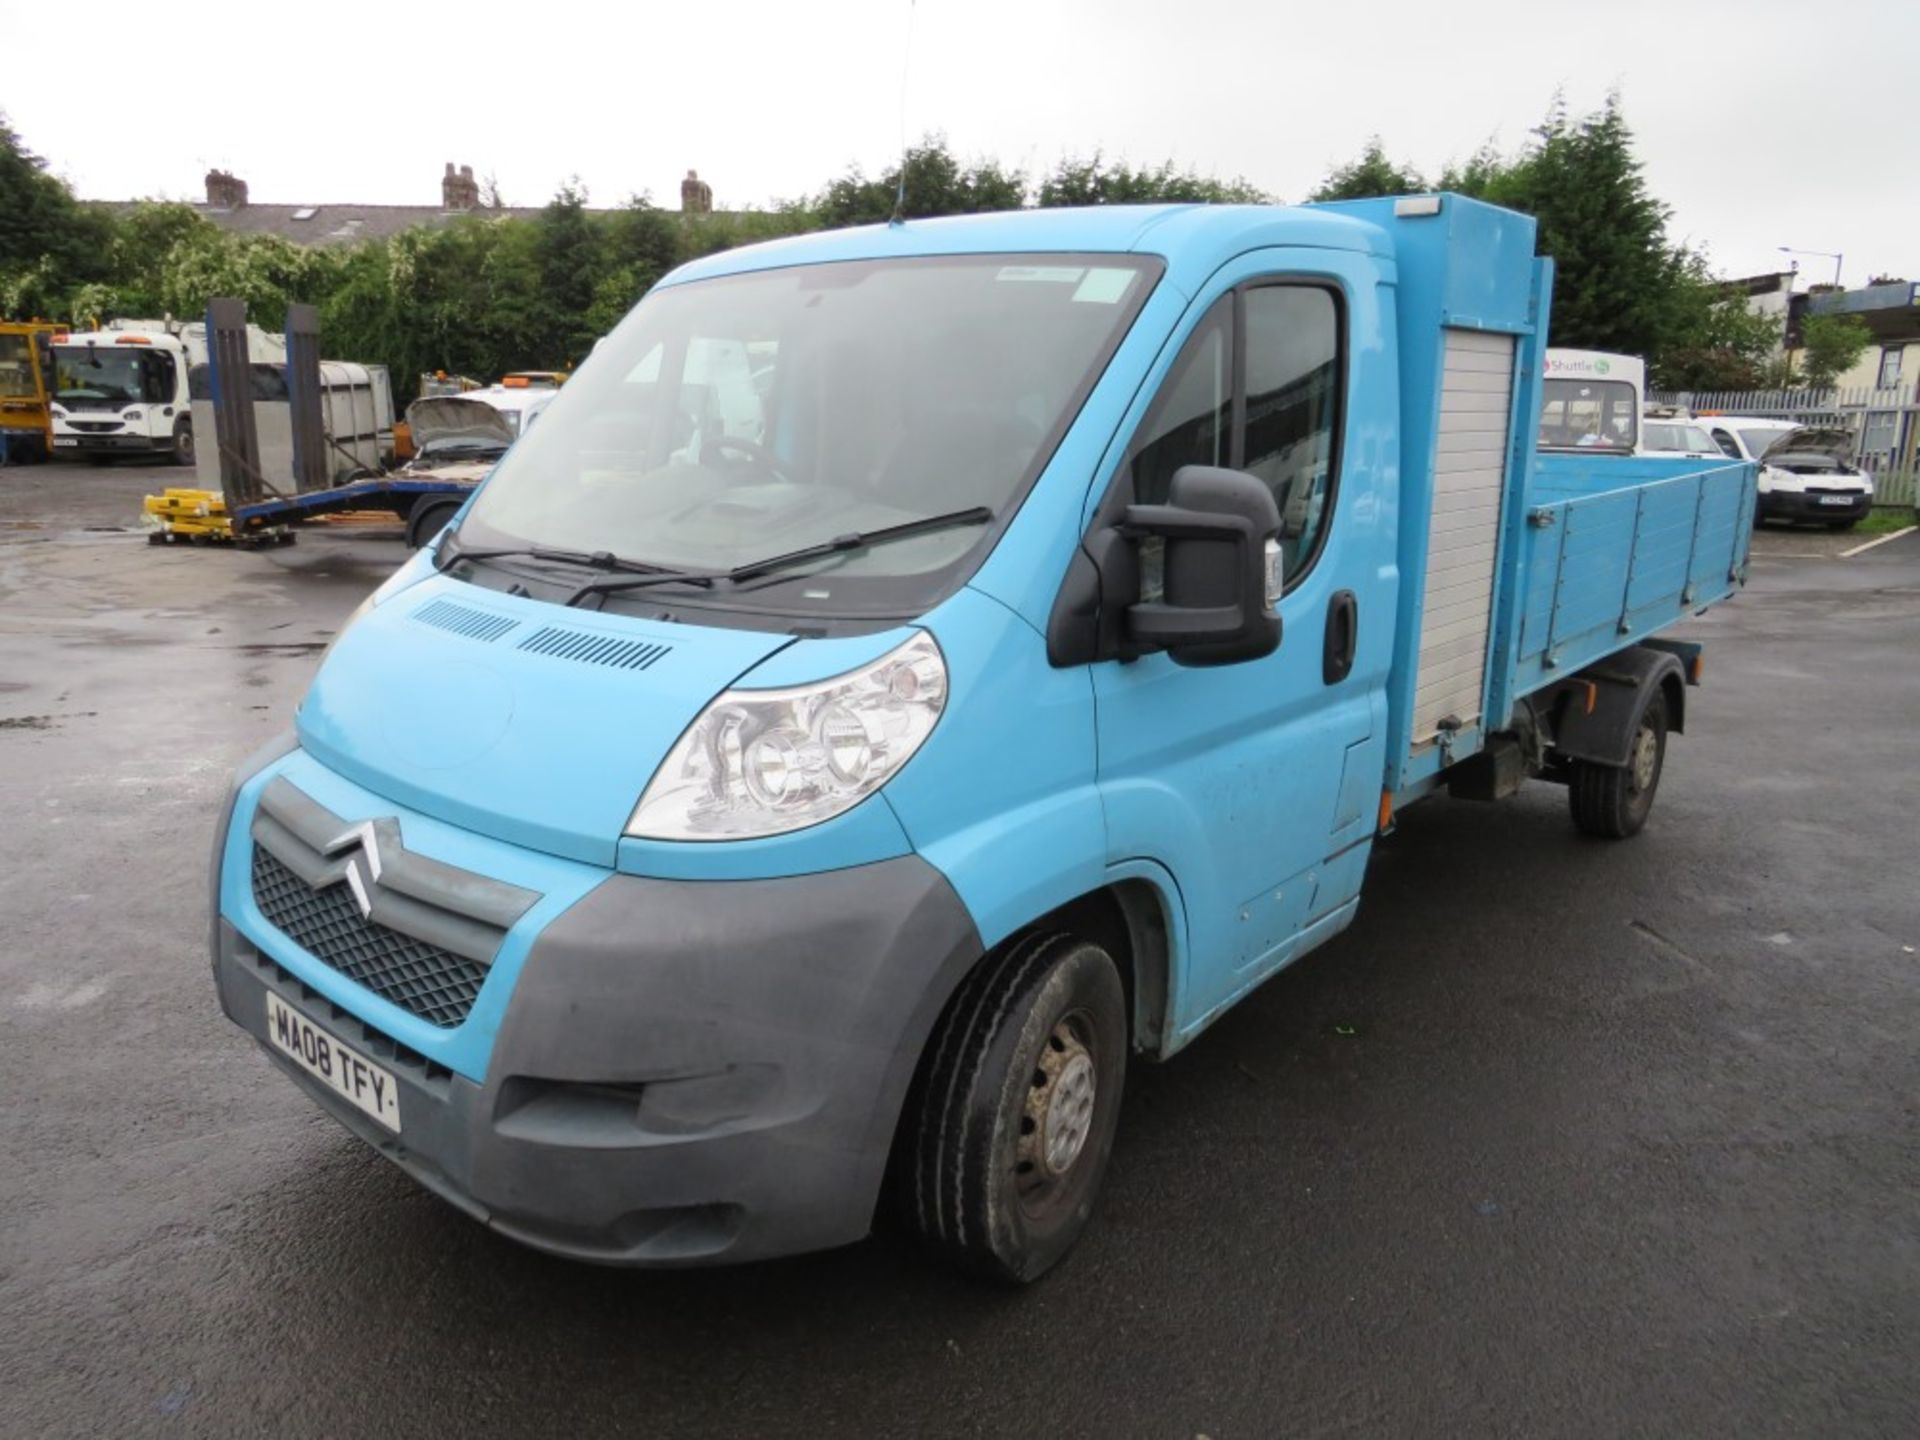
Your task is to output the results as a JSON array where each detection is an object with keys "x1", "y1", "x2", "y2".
[{"x1": 0, "y1": 321, "x2": 58, "y2": 464}]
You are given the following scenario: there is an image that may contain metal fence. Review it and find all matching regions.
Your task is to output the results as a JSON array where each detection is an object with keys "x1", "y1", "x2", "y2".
[{"x1": 1649, "y1": 383, "x2": 1920, "y2": 509}]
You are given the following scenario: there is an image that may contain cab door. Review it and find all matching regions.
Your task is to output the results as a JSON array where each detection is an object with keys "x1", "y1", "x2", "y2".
[{"x1": 1091, "y1": 251, "x2": 1393, "y2": 1035}]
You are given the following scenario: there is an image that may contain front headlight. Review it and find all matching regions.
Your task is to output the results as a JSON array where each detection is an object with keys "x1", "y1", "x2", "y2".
[{"x1": 628, "y1": 632, "x2": 947, "y2": 841}]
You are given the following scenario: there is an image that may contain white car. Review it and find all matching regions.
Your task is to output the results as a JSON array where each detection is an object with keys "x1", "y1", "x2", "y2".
[
  {"x1": 1698, "y1": 417, "x2": 1874, "y2": 529},
  {"x1": 1640, "y1": 418, "x2": 1722, "y2": 459}
]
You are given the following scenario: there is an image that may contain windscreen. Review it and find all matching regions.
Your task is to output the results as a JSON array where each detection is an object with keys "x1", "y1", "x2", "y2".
[
  {"x1": 459, "y1": 254, "x2": 1157, "y2": 614},
  {"x1": 53, "y1": 345, "x2": 173, "y2": 405},
  {"x1": 0, "y1": 334, "x2": 35, "y2": 398},
  {"x1": 1538, "y1": 379, "x2": 1638, "y2": 451}
]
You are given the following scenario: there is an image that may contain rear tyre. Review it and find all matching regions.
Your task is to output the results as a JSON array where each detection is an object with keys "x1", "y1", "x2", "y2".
[
  {"x1": 1568, "y1": 689, "x2": 1668, "y2": 839},
  {"x1": 405, "y1": 497, "x2": 462, "y2": 549},
  {"x1": 170, "y1": 419, "x2": 195, "y2": 466},
  {"x1": 902, "y1": 932, "x2": 1127, "y2": 1284}
]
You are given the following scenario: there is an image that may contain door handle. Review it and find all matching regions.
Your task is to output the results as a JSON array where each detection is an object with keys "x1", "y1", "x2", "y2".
[{"x1": 1323, "y1": 589, "x2": 1358, "y2": 685}]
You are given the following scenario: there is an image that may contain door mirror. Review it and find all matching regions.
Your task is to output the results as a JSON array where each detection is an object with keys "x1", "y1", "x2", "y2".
[{"x1": 1123, "y1": 465, "x2": 1282, "y2": 666}]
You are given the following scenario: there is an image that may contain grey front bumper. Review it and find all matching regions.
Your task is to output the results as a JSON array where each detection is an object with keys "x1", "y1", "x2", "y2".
[{"x1": 214, "y1": 852, "x2": 984, "y2": 1266}]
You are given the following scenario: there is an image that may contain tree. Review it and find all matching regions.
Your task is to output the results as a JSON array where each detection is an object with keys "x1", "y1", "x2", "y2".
[
  {"x1": 1797, "y1": 313, "x2": 1873, "y2": 390},
  {"x1": 813, "y1": 136, "x2": 1026, "y2": 227},
  {"x1": 1648, "y1": 258, "x2": 1785, "y2": 391},
  {"x1": 1471, "y1": 96, "x2": 1689, "y2": 360},
  {"x1": 0, "y1": 111, "x2": 117, "y2": 317},
  {"x1": 534, "y1": 181, "x2": 603, "y2": 366},
  {"x1": 1039, "y1": 153, "x2": 1267, "y2": 207},
  {"x1": 1307, "y1": 138, "x2": 1425, "y2": 202}
]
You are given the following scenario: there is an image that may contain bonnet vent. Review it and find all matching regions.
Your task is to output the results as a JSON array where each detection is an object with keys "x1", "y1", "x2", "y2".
[
  {"x1": 411, "y1": 598, "x2": 519, "y2": 643},
  {"x1": 516, "y1": 626, "x2": 672, "y2": 671}
]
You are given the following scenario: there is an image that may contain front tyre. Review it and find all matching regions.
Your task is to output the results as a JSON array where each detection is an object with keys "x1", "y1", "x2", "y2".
[
  {"x1": 1569, "y1": 688, "x2": 1668, "y2": 839},
  {"x1": 170, "y1": 418, "x2": 195, "y2": 466},
  {"x1": 903, "y1": 933, "x2": 1127, "y2": 1283}
]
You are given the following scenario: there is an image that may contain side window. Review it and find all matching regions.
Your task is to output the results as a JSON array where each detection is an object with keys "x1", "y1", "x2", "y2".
[
  {"x1": 1127, "y1": 295, "x2": 1231, "y2": 507},
  {"x1": 1709, "y1": 427, "x2": 1741, "y2": 460},
  {"x1": 1242, "y1": 286, "x2": 1340, "y2": 581}
]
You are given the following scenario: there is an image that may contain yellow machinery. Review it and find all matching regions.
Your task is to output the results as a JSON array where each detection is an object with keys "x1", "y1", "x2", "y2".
[
  {"x1": 0, "y1": 321, "x2": 58, "y2": 463},
  {"x1": 144, "y1": 488, "x2": 232, "y2": 541},
  {"x1": 142, "y1": 487, "x2": 292, "y2": 545}
]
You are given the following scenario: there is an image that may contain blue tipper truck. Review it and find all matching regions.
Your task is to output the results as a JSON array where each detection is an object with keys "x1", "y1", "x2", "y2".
[{"x1": 210, "y1": 194, "x2": 1754, "y2": 1281}]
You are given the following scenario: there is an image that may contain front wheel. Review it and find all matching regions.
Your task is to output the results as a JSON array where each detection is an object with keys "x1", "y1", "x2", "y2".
[
  {"x1": 901, "y1": 933, "x2": 1127, "y2": 1283},
  {"x1": 170, "y1": 418, "x2": 195, "y2": 466},
  {"x1": 1568, "y1": 689, "x2": 1668, "y2": 839}
]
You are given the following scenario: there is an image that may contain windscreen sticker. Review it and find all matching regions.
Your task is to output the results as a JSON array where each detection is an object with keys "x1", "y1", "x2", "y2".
[
  {"x1": 996, "y1": 265, "x2": 1086, "y2": 284},
  {"x1": 1071, "y1": 267, "x2": 1137, "y2": 304}
]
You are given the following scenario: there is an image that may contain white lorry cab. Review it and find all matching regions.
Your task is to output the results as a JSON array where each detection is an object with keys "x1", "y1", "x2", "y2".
[
  {"x1": 49, "y1": 330, "x2": 197, "y2": 464},
  {"x1": 1539, "y1": 349, "x2": 1645, "y2": 454}
]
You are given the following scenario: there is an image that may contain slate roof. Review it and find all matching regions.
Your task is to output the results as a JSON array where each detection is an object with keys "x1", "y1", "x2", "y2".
[{"x1": 100, "y1": 200, "x2": 614, "y2": 246}]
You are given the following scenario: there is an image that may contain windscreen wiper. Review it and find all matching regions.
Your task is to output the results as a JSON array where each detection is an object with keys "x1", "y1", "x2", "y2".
[
  {"x1": 559, "y1": 506, "x2": 995, "y2": 608},
  {"x1": 436, "y1": 531, "x2": 653, "y2": 576},
  {"x1": 722, "y1": 506, "x2": 995, "y2": 584}
]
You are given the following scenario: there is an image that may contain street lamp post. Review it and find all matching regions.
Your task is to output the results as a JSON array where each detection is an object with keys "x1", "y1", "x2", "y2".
[{"x1": 1778, "y1": 246, "x2": 1844, "y2": 289}]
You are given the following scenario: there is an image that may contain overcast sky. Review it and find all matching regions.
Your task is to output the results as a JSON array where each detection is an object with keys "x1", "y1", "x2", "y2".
[{"x1": 7, "y1": 0, "x2": 1915, "y2": 287}]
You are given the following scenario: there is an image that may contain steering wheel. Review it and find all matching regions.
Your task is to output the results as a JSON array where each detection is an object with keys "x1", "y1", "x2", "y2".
[{"x1": 708, "y1": 434, "x2": 793, "y2": 484}]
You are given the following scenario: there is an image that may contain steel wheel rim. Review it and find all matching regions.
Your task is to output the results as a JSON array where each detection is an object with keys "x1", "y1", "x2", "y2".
[
  {"x1": 1015, "y1": 1010, "x2": 1099, "y2": 1211},
  {"x1": 1630, "y1": 723, "x2": 1659, "y2": 791}
]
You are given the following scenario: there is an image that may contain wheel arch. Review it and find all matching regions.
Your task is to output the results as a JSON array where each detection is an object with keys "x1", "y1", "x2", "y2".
[
  {"x1": 1545, "y1": 645, "x2": 1688, "y2": 767},
  {"x1": 927, "y1": 864, "x2": 1188, "y2": 1063}
]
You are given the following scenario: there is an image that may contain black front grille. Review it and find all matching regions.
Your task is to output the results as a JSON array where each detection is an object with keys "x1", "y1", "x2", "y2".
[
  {"x1": 67, "y1": 420, "x2": 123, "y2": 433},
  {"x1": 251, "y1": 844, "x2": 487, "y2": 1027}
]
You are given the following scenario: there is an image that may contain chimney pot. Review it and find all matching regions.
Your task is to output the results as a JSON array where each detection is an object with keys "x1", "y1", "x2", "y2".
[
  {"x1": 680, "y1": 168, "x2": 713, "y2": 215},
  {"x1": 442, "y1": 161, "x2": 480, "y2": 211},
  {"x1": 204, "y1": 168, "x2": 248, "y2": 209}
]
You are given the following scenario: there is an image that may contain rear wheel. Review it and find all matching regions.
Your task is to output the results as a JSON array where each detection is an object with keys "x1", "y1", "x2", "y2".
[
  {"x1": 901, "y1": 933, "x2": 1127, "y2": 1283},
  {"x1": 405, "y1": 496, "x2": 463, "y2": 549},
  {"x1": 170, "y1": 418, "x2": 195, "y2": 466},
  {"x1": 1568, "y1": 689, "x2": 1668, "y2": 839}
]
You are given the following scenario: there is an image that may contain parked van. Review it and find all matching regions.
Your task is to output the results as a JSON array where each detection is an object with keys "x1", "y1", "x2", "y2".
[
  {"x1": 1539, "y1": 349, "x2": 1644, "y2": 453},
  {"x1": 1698, "y1": 416, "x2": 1874, "y2": 528},
  {"x1": 211, "y1": 196, "x2": 1752, "y2": 1281}
]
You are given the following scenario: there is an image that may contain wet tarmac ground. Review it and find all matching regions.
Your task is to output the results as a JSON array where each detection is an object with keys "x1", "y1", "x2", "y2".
[{"x1": 3, "y1": 464, "x2": 1916, "y2": 1438}]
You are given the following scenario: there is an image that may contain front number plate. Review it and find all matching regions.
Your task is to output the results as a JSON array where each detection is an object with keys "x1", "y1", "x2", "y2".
[
  {"x1": 1818, "y1": 494, "x2": 1857, "y2": 506},
  {"x1": 265, "y1": 993, "x2": 402, "y2": 1132}
]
